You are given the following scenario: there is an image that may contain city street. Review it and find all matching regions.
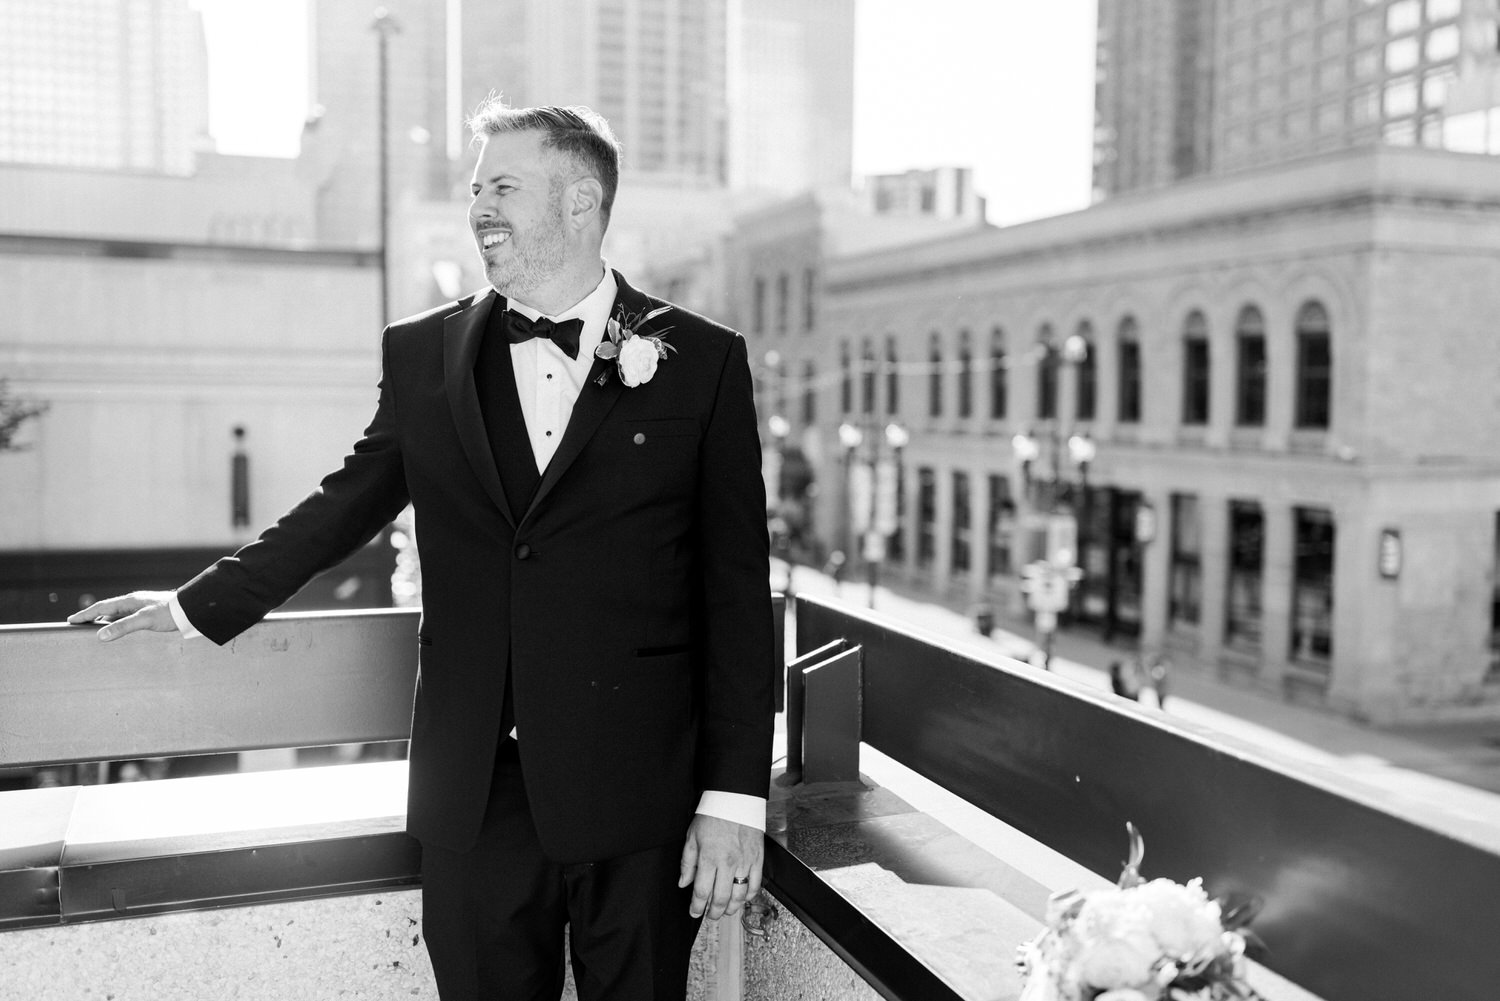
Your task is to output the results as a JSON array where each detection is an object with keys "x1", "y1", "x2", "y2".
[{"x1": 774, "y1": 559, "x2": 1500, "y2": 854}]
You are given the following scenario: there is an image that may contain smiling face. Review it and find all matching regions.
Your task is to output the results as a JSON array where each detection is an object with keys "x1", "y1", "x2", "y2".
[{"x1": 467, "y1": 129, "x2": 572, "y2": 302}]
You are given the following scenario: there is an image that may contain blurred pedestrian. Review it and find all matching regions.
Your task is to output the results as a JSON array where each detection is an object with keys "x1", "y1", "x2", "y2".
[
  {"x1": 1109, "y1": 658, "x2": 1143, "y2": 701},
  {"x1": 1147, "y1": 653, "x2": 1172, "y2": 710},
  {"x1": 824, "y1": 549, "x2": 847, "y2": 591}
]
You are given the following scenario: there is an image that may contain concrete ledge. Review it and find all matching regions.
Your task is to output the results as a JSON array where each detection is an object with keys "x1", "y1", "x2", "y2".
[{"x1": 0, "y1": 760, "x2": 417, "y2": 929}]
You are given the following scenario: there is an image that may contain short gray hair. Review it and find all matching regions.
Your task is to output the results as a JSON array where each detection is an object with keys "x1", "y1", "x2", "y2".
[{"x1": 467, "y1": 95, "x2": 622, "y2": 224}]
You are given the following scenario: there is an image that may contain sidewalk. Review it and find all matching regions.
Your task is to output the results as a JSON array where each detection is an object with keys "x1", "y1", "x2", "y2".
[{"x1": 775, "y1": 560, "x2": 1500, "y2": 852}]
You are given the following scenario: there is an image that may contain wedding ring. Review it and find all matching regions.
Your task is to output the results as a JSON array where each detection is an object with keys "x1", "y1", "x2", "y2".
[{"x1": 732, "y1": 876, "x2": 750, "y2": 885}]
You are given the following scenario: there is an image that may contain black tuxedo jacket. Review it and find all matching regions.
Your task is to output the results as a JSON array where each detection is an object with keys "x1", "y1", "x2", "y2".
[{"x1": 177, "y1": 271, "x2": 776, "y2": 862}]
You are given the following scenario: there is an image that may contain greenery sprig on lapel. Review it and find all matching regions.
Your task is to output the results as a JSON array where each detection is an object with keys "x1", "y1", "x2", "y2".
[{"x1": 595, "y1": 304, "x2": 676, "y2": 387}]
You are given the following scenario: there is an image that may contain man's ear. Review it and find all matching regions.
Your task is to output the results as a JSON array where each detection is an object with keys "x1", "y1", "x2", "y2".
[{"x1": 568, "y1": 177, "x2": 605, "y2": 230}]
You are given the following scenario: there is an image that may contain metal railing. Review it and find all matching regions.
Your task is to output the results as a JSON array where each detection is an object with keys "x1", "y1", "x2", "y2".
[{"x1": 782, "y1": 595, "x2": 1500, "y2": 1001}]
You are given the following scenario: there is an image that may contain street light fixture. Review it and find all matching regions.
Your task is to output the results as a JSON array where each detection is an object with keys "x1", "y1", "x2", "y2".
[
  {"x1": 839, "y1": 419, "x2": 906, "y2": 608},
  {"x1": 1011, "y1": 337, "x2": 1093, "y2": 669}
]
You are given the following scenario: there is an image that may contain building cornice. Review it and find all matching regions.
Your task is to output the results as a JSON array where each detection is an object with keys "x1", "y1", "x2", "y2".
[{"x1": 827, "y1": 146, "x2": 1500, "y2": 294}]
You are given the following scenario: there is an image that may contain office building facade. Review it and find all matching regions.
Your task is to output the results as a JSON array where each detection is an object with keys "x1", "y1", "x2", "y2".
[
  {"x1": 0, "y1": 0, "x2": 210, "y2": 175},
  {"x1": 1094, "y1": 0, "x2": 1500, "y2": 197}
]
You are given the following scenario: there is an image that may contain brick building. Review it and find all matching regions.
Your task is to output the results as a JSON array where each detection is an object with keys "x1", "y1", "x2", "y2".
[{"x1": 749, "y1": 145, "x2": 1500, "y2": 723}]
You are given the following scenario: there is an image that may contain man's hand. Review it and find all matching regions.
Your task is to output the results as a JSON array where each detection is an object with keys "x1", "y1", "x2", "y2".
[
  {"x1": 678, "y1": 814, "x2": 763, "y2": 920},
  {"x1": 68, "y1": 591, "x2": 180, "y2": 642}
]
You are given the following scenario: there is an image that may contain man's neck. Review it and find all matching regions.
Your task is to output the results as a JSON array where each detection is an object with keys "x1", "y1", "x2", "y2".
[{"x1": 507, "y1": 259, "x2": 607, "y2": 317}]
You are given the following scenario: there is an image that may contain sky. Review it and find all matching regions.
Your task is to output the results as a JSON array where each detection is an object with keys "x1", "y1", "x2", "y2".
[{"x1": 191, "y1": 0, "x2": 1096, "y2": 227}]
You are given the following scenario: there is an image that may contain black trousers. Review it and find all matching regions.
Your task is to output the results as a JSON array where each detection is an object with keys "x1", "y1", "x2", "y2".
[{"x1": 419, "y1": 738, "x2": 704, "y2": 1001}]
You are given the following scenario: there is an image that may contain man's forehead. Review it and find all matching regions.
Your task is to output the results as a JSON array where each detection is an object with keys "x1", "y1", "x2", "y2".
[{"x1": 473, "y1": 129, "x2": 553, "y2": 174}]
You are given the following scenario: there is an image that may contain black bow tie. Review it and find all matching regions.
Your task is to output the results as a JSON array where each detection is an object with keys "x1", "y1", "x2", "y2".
[{"x1": 504, "y1": 310, "x2": 584, "y2": 360}]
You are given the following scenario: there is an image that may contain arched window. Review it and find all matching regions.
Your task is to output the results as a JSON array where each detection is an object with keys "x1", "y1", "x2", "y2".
[
  {"x1": 839, "y1": 341, "x2": 852, "y2": 414},
  {"x1": 928, "y1": 332, "x2": 944, "y2": 418},
  {"x1": 1294, "y1": 301, "x2": 1331, "y2": 429},
  {"x1": 801, "y1": 360, "x2": 816, "y2": 425},
  {"x1": 860, "y1": 338, "x2": 876, "y2": 414},
  {"x1": 1117, "y1": 316, "x2": 1141, "y2": 423},
  {"x1": 1037, "y1": 324, "x2": 1058, "y2": 420},
  {"x1": 989, "y1": 326, "x2": 1007, "y2": 420},
  {"x1": 1074, "y1": 321, "x2": 1096, "y2": 421},
  {"x1": 1235, "y1": 305, "x2": 1267, "y2": 427},
  {"x1": 957, "y1": 330, "x2": 973, "y2": 418},
  {"x1": 885, "y1": 336, "x2": 900, "y2": 415},
  {"x1": 1181, "y1": 310, "x2": 1210, "y2": 426}
]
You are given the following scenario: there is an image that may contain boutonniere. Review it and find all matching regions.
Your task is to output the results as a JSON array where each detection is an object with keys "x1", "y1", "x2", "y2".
[{"x1": 594, "y1": 304, "x2": 676, "y2": 387}]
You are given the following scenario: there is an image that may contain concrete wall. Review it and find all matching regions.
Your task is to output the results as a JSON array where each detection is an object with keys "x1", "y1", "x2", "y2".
[{"x1": 0, "y1": 249, "x2": 381, "y2": 551}]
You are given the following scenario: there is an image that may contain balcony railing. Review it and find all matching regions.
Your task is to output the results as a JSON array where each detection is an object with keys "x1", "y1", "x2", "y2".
[{"x1": 2, "y1": 597, "x2": 1498, "y2": 1001}]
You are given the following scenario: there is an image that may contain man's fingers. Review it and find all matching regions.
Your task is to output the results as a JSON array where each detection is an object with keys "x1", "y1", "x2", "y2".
[
  {"x1": 66, "y1": 592, "x2": 178, "y2": 642},
  {"x1": 678, "y1": 833, "x2": 700, "y2": 889},
  {"x1": 98, "y1": 610, "x2": 155, "y2": 642},
  {"x1": 67, "y1": 596, "x2": 133, "y2": 624},
  {"x1": 67, "y1": 591, "x2": 173, "y2": 625},
  {"x1": 689, "y1": 862, "x2": 720, "y2": 919}
]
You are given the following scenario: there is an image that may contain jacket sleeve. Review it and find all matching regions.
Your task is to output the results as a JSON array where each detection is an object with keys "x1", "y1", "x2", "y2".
[
  {"x1": 693, "y1": 332, "x2": 777, "y2": 797},
  {"x1": 176, "y1": 329, "x2": 411, "y2": 644}
]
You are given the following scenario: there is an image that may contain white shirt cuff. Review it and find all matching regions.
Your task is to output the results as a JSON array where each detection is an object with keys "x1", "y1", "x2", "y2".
[
  {"x1": 167, "y1": 592, "x2": 202, "y2": 639},
  {"x1": 695, "y1": 791, "x2": 767, "y2": 832}
]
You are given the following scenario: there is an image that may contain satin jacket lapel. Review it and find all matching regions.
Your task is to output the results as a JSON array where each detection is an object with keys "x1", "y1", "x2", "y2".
[
  {"x1": 443, "y1": 288, "x2": 517, "y2": 530},
  {"x1": 523, "y1": 271, "x2": 654, "y2": 521}
]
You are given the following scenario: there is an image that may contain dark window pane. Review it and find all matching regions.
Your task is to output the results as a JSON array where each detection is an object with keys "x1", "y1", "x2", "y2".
[
  {"x1": 1292, "y1": 506, "x2": 1335, "y2": 665},
  {"x1": 1226, "y1": 500, "x2": 1264, "y2": 649},
  {"x1": 952, "y1": 472, "x2": 971, "y2": 572},
  {"x1": 1169, "y1": 493, "x2": 1202, "y2": 627},
  {"x1": 917, "y1": 467, "x2": 936, "y2": 566},
  {"x1": 1295, "y1": 333, "x2": 1331, "y2": 429},
  {"x1": 1182, "y1": 311, "x2": 1211, "y2": 425},
  {"x1": 928, "y1": 333, "x2": 943, "y2": 417},
  {"x1": 861, "y1": 339, "x2": 876, "y2": 414},
  {"x1": 957, "y1": 331, "x2": 973, "y2": 418},
  {"x1": 839, "y1": 341, "x2": 852, "y2": 414},
  {"x1": 885, "y1": 336, "x2": 900, "y2": 415},
  {"x1": 776, "y1": 273, "x2": 789, "y2": 333},
  {"x1": 1118, "y1": 318, "x2": 1141, "y2": 423},
  {"x1": 988, "y1": 474, "x2": 1014, "y2": 576},
  {"x1": 1076, "y1": 338, "x2": 1097, "y2": 421},
  {"x1": 801, "y1": 361, "x2": 816, "y2": 425},
  {"x1": 1037, "y1": 326, "x2": 1058, "y2": 420},
  {"x1": 1236, "y1": 333, "x2": 1267, "y2": 426},
  {"x1": 989, "y1": 327, "x2": 1007, "y2": 419}
]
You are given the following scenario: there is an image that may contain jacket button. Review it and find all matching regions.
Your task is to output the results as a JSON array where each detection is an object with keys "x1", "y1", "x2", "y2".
[
  {"x1": 633, "y1": 432, "x2": 646, "y2": 444},
  {"x1": 515, "y1": 543, "x2": 531, "y2": 560}
]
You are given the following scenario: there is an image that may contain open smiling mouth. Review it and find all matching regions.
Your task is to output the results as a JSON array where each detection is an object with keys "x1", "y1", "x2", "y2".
[{"x1": 480, "y1": 230, "x2": 511, "y2": 249}]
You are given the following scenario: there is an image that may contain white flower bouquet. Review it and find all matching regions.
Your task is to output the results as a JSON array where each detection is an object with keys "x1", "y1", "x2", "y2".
[{"x1": 1017, "y1": 824, "x2": 1263, "y2": 1001}]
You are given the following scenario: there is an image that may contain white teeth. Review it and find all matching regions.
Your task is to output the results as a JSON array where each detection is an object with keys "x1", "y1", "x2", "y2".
[{"x1": 481, "y1": 231, "x2": 509, "y2": 248}]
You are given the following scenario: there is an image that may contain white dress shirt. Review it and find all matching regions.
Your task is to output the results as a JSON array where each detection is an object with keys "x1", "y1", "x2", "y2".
[{"x1": 172, "y1": 266, "x2": 766, "y2": 832}]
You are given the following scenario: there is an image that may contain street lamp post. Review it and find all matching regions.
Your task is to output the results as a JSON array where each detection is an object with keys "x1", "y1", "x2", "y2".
[
  {"x1": 371, "y1": 8, "x2": 399, "y2": 327},
  {"x1": 840, "y1": 420, "x2": 907, "y2": 609},
  {"x1": 1012, "y1": 334, "x2": 1093, "y2": 668},
  {"x1": 766, "y1": 414, "x2": 793, "y2": 592}
]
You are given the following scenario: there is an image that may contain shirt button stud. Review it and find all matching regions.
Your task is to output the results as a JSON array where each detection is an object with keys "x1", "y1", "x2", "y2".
[
  {"x1": 515, "y1": 543, "x2": 532, "y2": 560},
  {"x1": 633, "y1": 433, "x2": 646, "y2": 444}
]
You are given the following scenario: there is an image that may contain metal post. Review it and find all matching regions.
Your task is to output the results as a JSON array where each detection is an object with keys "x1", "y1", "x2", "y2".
[{"x1": 372, "y1": 9, "x2": 399, "y2": 328}]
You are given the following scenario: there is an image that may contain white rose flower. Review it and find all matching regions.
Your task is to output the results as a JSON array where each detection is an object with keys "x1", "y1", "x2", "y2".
[
  {"x1": 1131, "y1": 879, "x2": 1223, "y2": 959},
  {"x1": 618, "y1": 336, "x2": 661, "y2": 387}
]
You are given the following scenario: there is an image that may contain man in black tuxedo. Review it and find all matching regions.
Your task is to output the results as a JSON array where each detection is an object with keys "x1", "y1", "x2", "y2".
[{"x1": 70, "y1": 99, "x2": 776, "y2": 1001}]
